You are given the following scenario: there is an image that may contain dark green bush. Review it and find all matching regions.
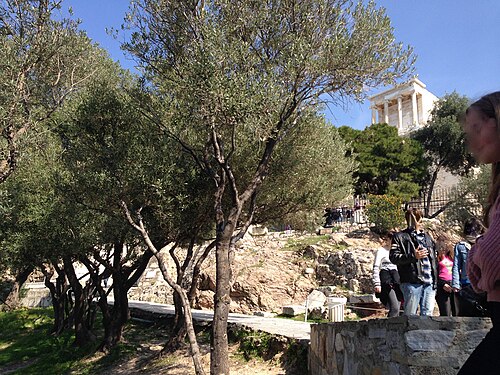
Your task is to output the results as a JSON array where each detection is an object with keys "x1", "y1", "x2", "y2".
[{"x1": 365, "y1": 194, "x2": 405, "y2": 234}]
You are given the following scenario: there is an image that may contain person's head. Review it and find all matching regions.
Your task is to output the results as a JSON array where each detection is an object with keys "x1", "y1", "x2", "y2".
[
  {"x1": 435, "y1": 233, "x2": 454, "y2": 261},
  {"x1": 380, "y1": 231, "x2": 394, "y2": 247},
  {"x1": 464, "y1": 92, "x2": 500, "y2": 226},
  {"x1": 464, "y1": 92, "x2": 500, "y2": 164},
  {"x1": 405, "y1": 208, "x2": 423, "y2": 230},
  {"x1": 463, "y1": 217, "x2": 485, "y2": 239}
]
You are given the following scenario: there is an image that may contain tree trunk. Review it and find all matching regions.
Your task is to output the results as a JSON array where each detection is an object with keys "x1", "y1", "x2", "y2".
[
  {"x1": 93, "y1": 246, "x2": 153, "y2": 352},
  {"x1": 42, "y1": 265, "x2": 69, "y2": 335},
  {"x1": 2, "y1": 266, "x2": 32, "y2": 309},
  {"x1": 155, "y1": 252, "x2": 206, "y2": 375},
  {"x1": 163, "y1": 290, "x2": 188, "y2": 352},
  {"x1": 424, "y1": 167, "x2": 440, "y2": 217},
  {"x1": 63, "y1": 257, "x2": 96, "y2": 347},
  {"x1": 210, "y1": 233, "x2": 232, "y2": 375},
  {"x1": 99, "y1": 271, "x2": 130, "y2": 351},
  {"x1": 121, "y1": 201, "x2": 206, "y2": 375}
]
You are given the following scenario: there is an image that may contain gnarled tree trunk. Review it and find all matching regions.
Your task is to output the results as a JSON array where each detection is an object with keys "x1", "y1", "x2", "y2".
[
  {"x1": 42, "y1": 264, "x2": 70, "y2": 335},
  {"x1": 2, "y1": 266, "x2": 33, "y2": 309},
  {"x1": 63, "y1": 256, "x2": 96, "y2": 347}
]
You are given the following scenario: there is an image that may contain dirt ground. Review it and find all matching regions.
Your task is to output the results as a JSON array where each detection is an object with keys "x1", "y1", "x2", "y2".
[
  {"x1": 70, "y1": 320, "x2": 306, "y2": 375},
  {"x1": 92, "y1": 343, "x2": 297, "y2": 375}
]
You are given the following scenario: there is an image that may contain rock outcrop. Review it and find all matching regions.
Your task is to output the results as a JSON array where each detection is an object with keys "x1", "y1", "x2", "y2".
[{"x1": 126, "y1": 220, "x2": 456, "y2": 315}]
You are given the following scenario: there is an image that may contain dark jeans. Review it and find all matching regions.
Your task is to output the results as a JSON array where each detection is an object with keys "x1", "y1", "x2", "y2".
[
  {"x1": 377, "y1": 270, "x2": 403, "y2": 317},
  {"x1": 436, "y1": 280, "x2": 457, "y2": 316},
  {"x1": 458, "y1": 302, "x2": 500, "y2": 374},
  {"x1": 384, "y1": 288, "x2": 401, "y2": 317}
]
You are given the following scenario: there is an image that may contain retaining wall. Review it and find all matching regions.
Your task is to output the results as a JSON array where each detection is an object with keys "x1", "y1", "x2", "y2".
[{"x1": 309, "y1": 316, "x2": 491, "y2": 375}]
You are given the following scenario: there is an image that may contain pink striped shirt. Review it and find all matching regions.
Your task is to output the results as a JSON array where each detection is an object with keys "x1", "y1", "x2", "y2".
[{"x1": 467, "y1": 198, "x2": 500, "y2": 302}]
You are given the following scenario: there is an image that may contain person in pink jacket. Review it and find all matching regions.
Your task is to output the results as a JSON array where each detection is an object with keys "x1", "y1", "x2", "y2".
[{"x1": 458, "y1": 91, "x2": 500, "y2": 374}]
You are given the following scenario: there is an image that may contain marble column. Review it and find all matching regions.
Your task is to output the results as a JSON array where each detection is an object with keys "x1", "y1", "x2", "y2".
[
  {"x1": 397, "y1": 96, "x2": 403, "y2": 131},
  {"x1": 371, "y1": 107, "x2": 377, "y2": 124},
  {"x1": 412, "y1": 92, "x2": 418, "y2": 125},
  {"x1": 384, "y1": 101, "x2": 389, "y2": 124}
]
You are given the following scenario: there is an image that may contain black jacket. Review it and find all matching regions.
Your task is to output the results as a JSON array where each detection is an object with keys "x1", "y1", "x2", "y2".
[{"x1": 389, "y1": 228, "x2": 438, "y2": 288}]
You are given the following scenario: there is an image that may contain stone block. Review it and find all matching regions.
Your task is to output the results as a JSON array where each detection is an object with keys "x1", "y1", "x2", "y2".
[
  {"x1": 253, "y1": 311, "x2": 276, "y2": 318},
  {"x1": 459, "y1": 329, "x2": 490, "y2": 351},
  {"x1": 335, "y1": 333, "x2": 344, "y2": 351},
  {"x1": 282, "y1": 305, "x2": 306, "y2": 316},
  {"x1": 248, "y1": 225, "x2": 268, "y2": 236},
  {"x1": 405, "y1": 330, "x2": 455, "y2": 352},
  {"x1": 407, "y1": 352, "x2": 460, "y2": 368},
  {"x1": 21, "y1": 289, "x2": 52, "y2": 308},
  {"x1": 368, "y1": 326, "x2": 387, "y2": 339},
  {"x1": 318, "y1": 227, "x2": 334, "y2": 235},
  {"x1": 407, "y1": 316, "x2": 442, "y2": 330},
  {"x1": 317, "y1": 285, "x2": 338, "y2": 296},
  {"x1": 306, "y1": 289, "x2": 327, "y2": 310},
  {"x1": 349, "y1": 294, "x2": 379, "y2": 303}
]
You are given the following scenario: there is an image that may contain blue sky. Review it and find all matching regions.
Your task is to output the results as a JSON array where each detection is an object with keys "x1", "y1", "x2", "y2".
[{"x1": 65, "y1": 0, "x2": 500, "y2": 130}]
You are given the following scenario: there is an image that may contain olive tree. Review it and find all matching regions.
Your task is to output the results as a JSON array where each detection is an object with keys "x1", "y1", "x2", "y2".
[
  {"x1": 0, "y1": 0, "x2": 105, "y2": 184},
  {"x1": 123, "y1": 1, "x2": 415, "y2": 373}
]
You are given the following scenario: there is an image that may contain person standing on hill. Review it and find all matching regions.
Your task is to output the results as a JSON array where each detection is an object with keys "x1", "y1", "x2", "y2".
[
  {"x1": 458, "y1": 91, "x2": 500, "y2": 375},
  {"x1": 451, "y1": 217, "x2": 485, "y2": 317},
  {"x1": 373, "y1": 232, "x2": 403, "y2": 317},
  {"x1": 435, "y1": 233, "x2": 457, "y2": 316},
  {"x1": 390, "y1": 208, "x2": 438, "y2": 316}
]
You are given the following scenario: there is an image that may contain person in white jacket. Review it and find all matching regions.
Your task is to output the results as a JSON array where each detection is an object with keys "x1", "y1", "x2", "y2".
[{"x1": 373, "y1": 234, "x2": 403, "y2": 317}]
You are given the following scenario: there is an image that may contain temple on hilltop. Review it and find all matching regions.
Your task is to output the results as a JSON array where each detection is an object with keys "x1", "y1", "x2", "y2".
[
  {"x1": 369, "y1": 77, "x2": 438, "y2": 136},
  {"x1": 369, "y1": 77, "x2": 459, "y2": 191}
]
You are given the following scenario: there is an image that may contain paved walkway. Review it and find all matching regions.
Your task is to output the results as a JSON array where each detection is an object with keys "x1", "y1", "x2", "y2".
[{"x1": 127, "y1": 300, "x2": 312, "y2": 341}]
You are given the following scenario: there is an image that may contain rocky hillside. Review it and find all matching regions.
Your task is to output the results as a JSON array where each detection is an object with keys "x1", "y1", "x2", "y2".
[
  {"x1": 194, "y1": 228, "x2": 384, "y2": 314},
  {"x1": 129, "y1": 219, "x2": 460, "y2": 315}
]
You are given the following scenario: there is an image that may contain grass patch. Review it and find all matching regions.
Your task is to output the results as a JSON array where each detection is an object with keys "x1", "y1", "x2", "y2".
[
  {"x1": 275, "y1": 313, "x2": 329, "y2": 323},
  {"x1": 228, "y1": 326, "x2": 308, "y2": 374},
  {"x1": 0, "y1": 308, "x2": 97, "y2": 375},
  {"x1": 283, "y1": 235, "x2": 331, "y2": 252},
  {"x1": 0, "y1": 308, "x2": 305, "y2": 374},
  {"x1": 232, "y1": 329, "x2": 274, "y2": 360},
  {"x1": 0, "y1": 308, "x2": 167, "y2": 375}
]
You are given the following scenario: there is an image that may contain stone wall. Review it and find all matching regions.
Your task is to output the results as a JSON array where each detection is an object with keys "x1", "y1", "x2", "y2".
[
  {"x1": 20, "y1": 284, "x2": 52, "y2": 308},
  {"x1": 309, "y1": 316, "x2": 491, "y2": 375},
  {"x1": 316, "y1": 248, "x2": 375, "y2": 293}
]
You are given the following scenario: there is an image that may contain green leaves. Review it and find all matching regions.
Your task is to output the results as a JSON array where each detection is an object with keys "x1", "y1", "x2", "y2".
[
  {"x1": 365, "y1": 194, "x2": 405, "y2": 234},
  {"x1": 0, "y1": 0, "x2": 107, "y2": 184},
  {"x1": 411, "y1": 92, "x2": 474, "y2": 176},
  {"x1": 339, "y1": 123, "x2": 427, "y2": 198}
]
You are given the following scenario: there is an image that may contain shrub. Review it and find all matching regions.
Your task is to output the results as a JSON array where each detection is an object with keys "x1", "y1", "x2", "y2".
[{"x1": 365, "y1": 194, "x2": 405, "y2": 234}]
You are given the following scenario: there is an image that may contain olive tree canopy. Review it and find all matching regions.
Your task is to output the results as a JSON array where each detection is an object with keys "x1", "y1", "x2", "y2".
[
  {"x1": 0, "y1": 0, "x2": 105, "y2": 183},
  {"x1": 122, "y1": 1, "x2": 416, "y2": 373}
]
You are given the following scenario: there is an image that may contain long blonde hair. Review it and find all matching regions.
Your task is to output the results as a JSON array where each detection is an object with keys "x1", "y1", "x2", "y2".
[
  {"x1": 435, "y1": 233, "x2": 454, "y2": 261},
  {"x1": 466, "y1": 91, "x2": 500, "y2": 227}
]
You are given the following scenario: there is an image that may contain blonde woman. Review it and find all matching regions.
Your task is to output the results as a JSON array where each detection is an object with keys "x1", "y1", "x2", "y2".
[{"x1": 459, "y1": 91, "x2": 500, "y2": 375}]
